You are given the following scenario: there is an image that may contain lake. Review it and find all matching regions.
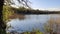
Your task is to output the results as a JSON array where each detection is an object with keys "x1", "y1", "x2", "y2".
[{"x1": 6, "y1": 14, "x2": 60, "y2": 33}]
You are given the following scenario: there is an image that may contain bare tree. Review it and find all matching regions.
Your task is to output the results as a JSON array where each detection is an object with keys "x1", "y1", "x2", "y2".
[{"x1": 4, "y1": 0, "x2": 31, "y2": 8}]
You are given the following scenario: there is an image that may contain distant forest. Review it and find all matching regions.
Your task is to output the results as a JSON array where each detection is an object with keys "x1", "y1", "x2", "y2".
[{"x1": 12, "y1": 7, "x2": 60, "y2": 14}]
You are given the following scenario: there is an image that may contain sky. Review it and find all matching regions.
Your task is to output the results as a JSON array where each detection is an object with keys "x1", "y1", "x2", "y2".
[
  {"x1": 29, "y1": 0, "x2": 60, "y2": 11},
  {"x1": 11, "y1": 0, "x2": 60, "y2": 11}
]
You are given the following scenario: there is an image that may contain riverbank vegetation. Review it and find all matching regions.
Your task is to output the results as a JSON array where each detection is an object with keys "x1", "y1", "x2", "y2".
[{"x1": 7, "y1": 28, "x2": 43, "y2": 34}]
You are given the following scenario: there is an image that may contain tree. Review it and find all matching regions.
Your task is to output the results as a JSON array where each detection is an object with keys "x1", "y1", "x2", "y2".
[
  {"x1": 3, "y1": 5, "x2": 14, "y2": 22},
  {"x1": 0, "y1": 0, "x2": 31, "y2": 34},
  {"x1": 4, "y1": 0, "x2": 31, "y2": 8},
  {"x1": 0, "y1": 0, "x2": 6, "y2": 34}
]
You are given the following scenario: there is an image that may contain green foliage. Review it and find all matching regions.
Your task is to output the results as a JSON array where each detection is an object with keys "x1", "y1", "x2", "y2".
[
  {"x1": 23, "y1": 30, "x2": 43, "y2": 34},
  {"x1": 24, "y1": 32, "x2": 30, "y2": 34},
  {"x1": 36, "y1": 32, "x2": 43, "y2": 34},
  {"x1": 18, "y1": 7, "x2": 27, "y2": 11},
  {"x1": 44, "y1": 25, "x2": 51, "y2": 33},
  {"x1": 35, "y1": 29, "x2": 43, "y2": 34},
  {"x1": 3, "y1": 5, "x2": 14, "y2": 22}
]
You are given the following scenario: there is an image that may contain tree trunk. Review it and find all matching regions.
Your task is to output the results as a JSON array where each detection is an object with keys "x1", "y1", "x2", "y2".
[{"x1": 0, "y1": 0, "x2": 6, "y2": 34}]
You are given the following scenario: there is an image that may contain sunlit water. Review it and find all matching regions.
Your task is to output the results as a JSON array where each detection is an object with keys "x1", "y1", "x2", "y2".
[{"x1": 7, "y1": 14, "x2": 60, "y2": 33}]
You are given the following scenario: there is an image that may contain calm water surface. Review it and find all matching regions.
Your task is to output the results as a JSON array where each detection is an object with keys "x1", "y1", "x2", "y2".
[{"x1": 7, "y1": 14, "x2": 60, "y2": 33}]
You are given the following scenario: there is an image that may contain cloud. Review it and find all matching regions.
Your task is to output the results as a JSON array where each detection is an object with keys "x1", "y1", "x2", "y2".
[
  {"x1": 33, "y1": 8, "x2": 60, "y2": 11},
  {"x1": 46, "y1": 8, "x2": 60, "y2": 11}
]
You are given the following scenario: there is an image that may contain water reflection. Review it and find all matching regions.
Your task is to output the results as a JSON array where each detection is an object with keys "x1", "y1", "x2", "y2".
[{"x1": 7, "y1": 14, "x2": 60, "y2": 33}]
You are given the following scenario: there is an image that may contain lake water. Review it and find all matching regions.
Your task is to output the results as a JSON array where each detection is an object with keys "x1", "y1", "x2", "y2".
[{"x1": 7, "y1": 14, "x2": 60, "y2": 33}]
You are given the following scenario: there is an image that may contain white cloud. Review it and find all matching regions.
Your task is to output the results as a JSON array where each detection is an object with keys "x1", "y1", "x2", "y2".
[
  {"x1": 46, "y1": 8, "x2": 60, "y2": 11},
  {"x1": 33, "y1": 8, "x2": 60, "y2": 11}
]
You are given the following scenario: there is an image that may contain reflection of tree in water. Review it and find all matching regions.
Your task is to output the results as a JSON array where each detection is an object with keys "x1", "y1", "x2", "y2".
[{"x1": 9, "y1": 14, "x2": 25, "y2": 20}]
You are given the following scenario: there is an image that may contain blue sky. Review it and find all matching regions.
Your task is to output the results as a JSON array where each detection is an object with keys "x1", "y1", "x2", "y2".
[
  {"x1": 12, "y1": 0, "x2": 60, "y2": 11},
  {"x1": 30, "y1": 0, "x2": 60, "y2": 8},
  {"x1": 29, "y1": 0, "x2": 60, "y2": 10}
]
